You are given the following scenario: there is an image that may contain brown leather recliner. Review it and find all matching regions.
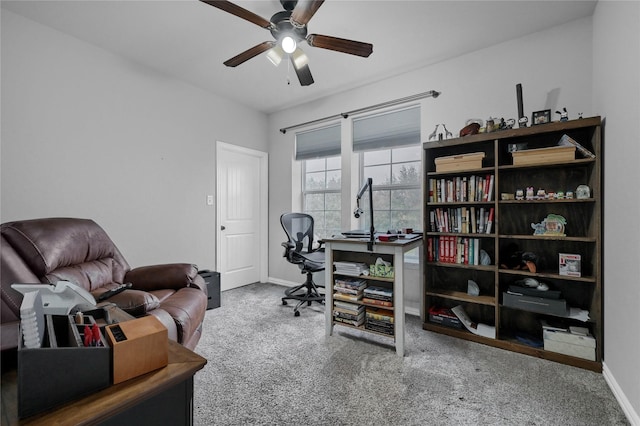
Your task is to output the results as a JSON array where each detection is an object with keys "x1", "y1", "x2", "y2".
[{"x1": 1, "y1": 218, "x2": 208, "y2": 352}]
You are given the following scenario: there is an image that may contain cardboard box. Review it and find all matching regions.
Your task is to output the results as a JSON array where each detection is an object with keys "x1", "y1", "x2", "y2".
[
  {"x1": 543, "y1": 330, "x2": 596, "y2": 361},
  {"x1": 511, "y1": 146, "x2": 575, "y2": 166},
  {"x1": 18, "y1": 315, "x2": 111, "y2": 418},
  {"x1": 503, "y1": 292, "x2": 567, "y2": 316},
  {"x1": 105, "y1": 315, "x2": 168, "y2": 384},
  {"x1": 435, "y1": 152, "x2": 485, "y2": 172}
]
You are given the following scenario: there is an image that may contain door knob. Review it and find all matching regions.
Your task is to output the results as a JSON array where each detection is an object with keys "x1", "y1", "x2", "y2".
[{"x1": 221, "y1": 225, "x2": 226, "y2": 231}]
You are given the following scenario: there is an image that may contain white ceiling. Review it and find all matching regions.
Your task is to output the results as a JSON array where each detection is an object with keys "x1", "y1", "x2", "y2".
[{"x1": 2, "y1": 0, "x2": 598, "y2": 114}]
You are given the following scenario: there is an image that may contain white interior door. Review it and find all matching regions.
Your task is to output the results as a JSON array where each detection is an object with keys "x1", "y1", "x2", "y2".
[{"x1": 216, "y1": 142, "x2": 268, "y2": 291}]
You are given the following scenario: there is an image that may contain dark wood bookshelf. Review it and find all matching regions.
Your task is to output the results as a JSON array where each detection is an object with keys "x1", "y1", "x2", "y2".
[{"x1": 422, "y1": 117, "x2": 602, "y2": 371}]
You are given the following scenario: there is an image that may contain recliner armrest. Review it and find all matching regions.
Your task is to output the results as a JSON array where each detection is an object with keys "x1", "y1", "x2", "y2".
[{"x1": 124, "y1": 263, "x2": 202, "y2": 292}]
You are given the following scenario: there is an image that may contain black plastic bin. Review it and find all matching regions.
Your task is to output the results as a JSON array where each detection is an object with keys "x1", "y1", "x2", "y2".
[{"x1": 198, "y1": 270, "x2": 221, "y2": 310}]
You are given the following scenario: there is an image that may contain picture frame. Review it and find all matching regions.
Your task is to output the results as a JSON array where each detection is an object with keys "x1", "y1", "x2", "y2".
[{"x1": 532, "y1": 109, "x2": 551, "y2": 125}]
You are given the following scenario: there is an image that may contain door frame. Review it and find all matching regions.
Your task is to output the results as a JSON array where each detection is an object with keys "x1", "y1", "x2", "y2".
[{"x1": 216, "y1": 141, "x2": 269, "y2": 288}]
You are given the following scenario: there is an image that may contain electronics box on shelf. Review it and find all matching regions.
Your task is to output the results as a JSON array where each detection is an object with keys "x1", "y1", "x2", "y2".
[
  {"x1": 511, "y1": 146, "x2": 575, "y2": 166},
  {"x1": 503, "y1": 292, "x2": 567, "y2": 316},
  {"x1": 18, "y1": 315, "x2": 111, "y2": 418},
  {"x1": 434, "y1": 152, "x2": 485, "y2": 172},
  {"x1": 543, "y1": 329, "x2": 596, "y2": 361},
  {"x1": 105, "y1": 315, "x2": 168, "y2": 384}
]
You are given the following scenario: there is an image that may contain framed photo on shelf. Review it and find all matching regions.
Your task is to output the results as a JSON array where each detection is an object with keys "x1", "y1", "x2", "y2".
[{"x1": 532, "y1": 109, "x2": 551, "y2": 125}]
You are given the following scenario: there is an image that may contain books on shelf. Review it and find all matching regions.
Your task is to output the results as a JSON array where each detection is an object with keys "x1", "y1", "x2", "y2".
[
  {"x1": 426, "y1": 236, "x2": 483, "y2": 265},
  {"x1": 429, "y1": 206, "x2": 494, "y2": 234},
  {"x1": 427, "y1": 174, "x2": 494, "y2": 204},
  {"x1": 333, "y1": 300, "x2": 365, "y2": 326},
  {"x1": 334, "y1": 262, "x2": 369, "y2": 276}
]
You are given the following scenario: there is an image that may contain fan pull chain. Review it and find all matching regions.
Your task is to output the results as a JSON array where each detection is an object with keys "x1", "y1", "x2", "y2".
[{"x1": 286, "y1": 56, "x2": 291, "y2": 85}]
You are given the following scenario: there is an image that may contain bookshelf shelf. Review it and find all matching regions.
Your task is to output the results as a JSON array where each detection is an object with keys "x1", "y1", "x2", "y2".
[
  {"x1": 422, "y1": 116, "x2": 603, "y2": 372},
  {"x1": 324, "y1": 236, "x2": 423, "y2": 357}
]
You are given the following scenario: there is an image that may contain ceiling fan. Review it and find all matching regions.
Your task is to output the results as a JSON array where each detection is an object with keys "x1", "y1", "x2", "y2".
[{"x1": 200, "y1": 0, "x2": 373, "y2": 86}]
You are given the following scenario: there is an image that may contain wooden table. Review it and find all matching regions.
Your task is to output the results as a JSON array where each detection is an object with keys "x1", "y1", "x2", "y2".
[{"x1": 1, "y1": 306, "x2": 207, "y2": 426}]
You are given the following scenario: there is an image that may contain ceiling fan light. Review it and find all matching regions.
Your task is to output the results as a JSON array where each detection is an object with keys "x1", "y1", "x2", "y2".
[
  {"x1": 291, "y1": 48, "x2": 309, "y2": 69},
  {"x1": 281, "y1": 36, "x2": 297, "y2": 54},
  {"x1": 266, "y1": 45, "x2": 284, "y2": 66}
]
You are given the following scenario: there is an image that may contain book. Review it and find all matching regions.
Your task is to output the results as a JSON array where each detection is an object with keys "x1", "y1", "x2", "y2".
[
  {"x1": 333, "y1": 292, "x2": 361, "y2": 303},
  {"x1": 362, "y1": 297, "x2": 393, "y2": 307},
  {"x1": 558, "y1": 134, "x2": 595, "y2": 158}
]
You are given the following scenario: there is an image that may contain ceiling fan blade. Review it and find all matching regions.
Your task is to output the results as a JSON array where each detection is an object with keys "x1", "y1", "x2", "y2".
[
  {"x1": 200, "y1": 0, "x2": 272, "y2": 29},
  {"x1": 290, "y1": 0, "x2": 325, "y2": 27},
  {"x1": 223, "y1": 41, "x2": 276, "y2": 67},
  {"x1": 290, "y1": 53, "x2": 314, "y2": 86},
  {"x1": 307, "y1": 34, "x2": 373, "y2": 58}
]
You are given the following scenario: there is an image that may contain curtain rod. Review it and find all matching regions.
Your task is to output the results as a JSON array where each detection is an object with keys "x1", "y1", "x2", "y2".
[{"x1": 279, "y1": 90, "x2": 440, "y2": 134}]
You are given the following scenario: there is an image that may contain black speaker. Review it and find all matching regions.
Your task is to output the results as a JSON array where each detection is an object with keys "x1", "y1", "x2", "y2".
[{"x1": 197, "y1": 270, "x2": 221, "y2": 310}]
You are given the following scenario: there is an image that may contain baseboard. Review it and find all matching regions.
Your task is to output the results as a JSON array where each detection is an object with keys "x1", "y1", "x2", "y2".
[
  {"x1": 268, "y1": 277, "x2": 299, "y2": 288},
  {"x1": 603, "y1": 362, "x2": 640, "y2": 425}
]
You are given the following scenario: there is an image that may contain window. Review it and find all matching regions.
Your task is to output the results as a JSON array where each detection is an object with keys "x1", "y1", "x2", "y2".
[
  {"x1": 353, "y1": 106, "x2": 421, "y2": 233},
  {"x1": 359, "y1": 145, "x2": 421, "y2": 232},
  {"x1": 296, "y1": 124, "x2": 341, "y2": 240},
  {"x1": 302, "y1": 156, "x2": 341, "y2": 239}
]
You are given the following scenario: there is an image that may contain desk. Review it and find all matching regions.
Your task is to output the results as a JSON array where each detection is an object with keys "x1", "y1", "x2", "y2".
[
  {"x1": 1, "y1": 306, "x2": 207, "y2": 426},
  {"x1": 323, "y1": 235, "x2": 423, "y2": 356}
]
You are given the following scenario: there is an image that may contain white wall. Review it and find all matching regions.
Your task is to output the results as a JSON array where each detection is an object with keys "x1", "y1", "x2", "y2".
[
  {"x1": 1, "y1": 10, "x2": 268, "y2": 270},
  {"x1": 593, "y1": 1, "x2": 640, "y2": 422},
  {"x1": 268, "y1": 17, "x2": 593, "y2": 314}
]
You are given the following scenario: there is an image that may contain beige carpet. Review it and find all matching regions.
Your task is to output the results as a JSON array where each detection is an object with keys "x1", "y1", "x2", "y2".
[{"x1": 192, "y1": 283, "x2": 628, "y2": 425}]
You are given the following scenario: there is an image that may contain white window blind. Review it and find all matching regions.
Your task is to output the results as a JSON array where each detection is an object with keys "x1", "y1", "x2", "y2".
[
  {"x1": 353, "y1": 106, "x2": 420, "y2": 152},
  {"x1": 295, "y1": 124, "x2": 341, "y2": 160}
]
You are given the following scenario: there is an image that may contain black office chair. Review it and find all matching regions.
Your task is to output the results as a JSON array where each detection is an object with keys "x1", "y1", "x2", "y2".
[{"x1": 280, "y1": 213, "x2": 325, "y2": 316}]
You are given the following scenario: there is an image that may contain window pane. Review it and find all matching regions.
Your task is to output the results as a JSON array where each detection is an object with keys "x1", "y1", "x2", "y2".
[
  {"x1": 326, "y1": 156, "x2": 341, "y2": 170},
  {"x1": 326, "y1": 193, "x2": 341, "y2": 210},
  {"x1": 363, "y1": 164, "x2": 391, "y2": 185},
  {"x1": 305, "y1": 158, "x2": 325, "y2": 173},
  {"x1": 363, "y1": 149, "x2": 390, "y2": 166},
  {"x1": 305, "y1": 193, "x2": 325, "y2": 211},
  {"x1": 391, "y1": 162, "x2": 420, "y2": 185},
  {"x1": 326, "y1": 170, "x2": 341, "y2": 189},
  {"x1": 391, "y1": 188, "x2": 421, "y2": 211},
  {"x1": 326, "y1": 210, "x2": 342, "y2": 237},
  {"x1": 392, "y1": 145, "x2": 421, "y2": 163},
  {"x1": 305, "y1": 171, "x2": 325, "y2": 190}
]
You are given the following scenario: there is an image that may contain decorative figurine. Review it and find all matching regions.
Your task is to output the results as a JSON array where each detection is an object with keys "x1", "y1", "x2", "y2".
[
  {"x1": 556, "y1": 107, "x2": 569, "y2": 121},
  {"x1": 576, "y1": 184, "x2": 591, "y2": 199},
  {"x1": 428, "y1": 124, "x2": 440, "y2": 141},
  {"x1": 531, "y1": 214, "x2": 567, "y2": 236},
  {"x1": 518, "y1": 116, "x2": 528, "y2": 128},
  {"x1": 525, "y1": 187, "x2": 535, "y2": 200},
  {"x1": 515, "y1": 189, "x2": 524, "y2": 200},
  {"x1": 485, "y1": 117, "x2": 495, "y2": 133},
  {"x1": 566, "y1": 191, "x2": 574, "y2": 199},
  {"x1": 441, "y1": 124, "x2": 453, "y2": 139},
  {"x1": 555, "y1": 191, "x2": 565, "y2": 199},
  {"x1": 536, "y1": 189, "x2": 546, "y2": 200}
]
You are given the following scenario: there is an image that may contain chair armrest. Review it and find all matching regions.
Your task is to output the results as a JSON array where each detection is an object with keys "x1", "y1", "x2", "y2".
[{"x1": 124, "y1": 263, "x2": 203, "y2": 292}]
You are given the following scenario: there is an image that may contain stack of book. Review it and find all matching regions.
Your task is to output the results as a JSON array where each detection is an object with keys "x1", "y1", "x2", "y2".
[
  {"x1": 334, "y1": 261, "x2": 369, "y2": 276},
  {"x1": 333, "y1": 300, "x2": 365, "y2": 326},
  {"x1": 365, "y1": 307, "x2": 394, "y2": 336},
  {"x1": 362, "y1": 286, "x2": 393, "y2": 307},
  {"x1": 333, "y1": 277, "x2": 367, "y2": 303}
]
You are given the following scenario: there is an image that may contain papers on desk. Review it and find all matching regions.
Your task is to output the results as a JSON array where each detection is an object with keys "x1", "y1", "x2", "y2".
[
  {"x1": 334, "y1": 261, "x2": 369, "y2": 276},
  {"x1": 451, "y1": 305, "x2": 495, "y2": 339}
]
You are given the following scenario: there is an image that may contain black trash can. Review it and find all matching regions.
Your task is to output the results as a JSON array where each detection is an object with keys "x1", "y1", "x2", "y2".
[{"x1": 198, "y1": 270, "x2": 221, "y2": 310}]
